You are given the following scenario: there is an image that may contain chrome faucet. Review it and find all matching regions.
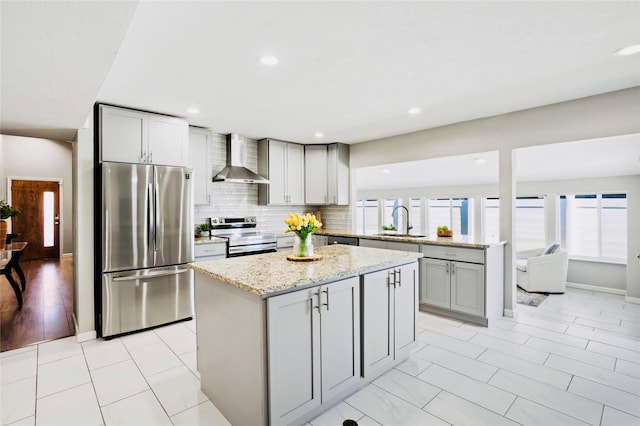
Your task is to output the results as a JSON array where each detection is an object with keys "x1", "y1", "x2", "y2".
[{"x1": 391, "y1": 205, "x2": 412, "y2": 234}]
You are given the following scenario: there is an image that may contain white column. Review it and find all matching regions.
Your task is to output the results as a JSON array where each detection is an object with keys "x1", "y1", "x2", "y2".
[
  {"x1": 499, "y1": 147, "x2": 517, "y2": 317},
  {"x1": 73, "y1": 125, "x2": 96, "y2": 342},
  {"x1": 545, "y1": 194, "x2": 559, "y2": 246},
  {"x1": 474, "y1": 196, "x2": 483, "y2": 241}
]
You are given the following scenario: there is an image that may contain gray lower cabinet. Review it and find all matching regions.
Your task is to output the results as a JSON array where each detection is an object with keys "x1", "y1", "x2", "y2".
[
  {"x1": 194, "y1": 241, "x2": 226, "y2": 261},
  {"x1": 362, "y1": 262, "x2": 418, "y2": 379},
  {"x1": 420, "y1": 243, "x2": 504, "y2": 325},
  {"x1": 359, "y1": 238, "x2": 419, "y2": 253},
  {"x1": 421, "y1": 258, "x2": 484, "y2": 316},
  {"x1": 267, "y1": 277, "x2": 360, "y2": 426}
]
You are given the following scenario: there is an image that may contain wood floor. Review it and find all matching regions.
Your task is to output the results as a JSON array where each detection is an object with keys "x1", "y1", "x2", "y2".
[{"x1": 0, "y1": 257, "x2": 74, "y2": 352}]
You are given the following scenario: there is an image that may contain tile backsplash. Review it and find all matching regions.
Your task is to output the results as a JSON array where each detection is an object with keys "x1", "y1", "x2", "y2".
[{"x1": 193, "y1": 133, "x2": 351, "y2": 234}]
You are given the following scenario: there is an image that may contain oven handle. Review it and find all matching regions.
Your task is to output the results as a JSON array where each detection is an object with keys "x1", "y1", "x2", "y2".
[{"x1": 228, "y1": 246, "x2": 277, "y2": 257}]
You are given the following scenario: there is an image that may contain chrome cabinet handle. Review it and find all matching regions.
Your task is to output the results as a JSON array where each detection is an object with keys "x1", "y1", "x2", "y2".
[
  {"x1": 396, "y1": 268, "x2": 402, "y2": 287},
  {"x1": 445, "y1": 262, "x2": 449, "y2": 274},
  {"x1": 322, "y1": 288, "x2": 330, "y2": 311},
  {"x1": 313, "y1": 291, "x2": 321, "y2": 312}
]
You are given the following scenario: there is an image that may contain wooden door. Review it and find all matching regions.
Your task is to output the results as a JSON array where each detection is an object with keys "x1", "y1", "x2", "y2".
[{"x1": 11, "y1": 180, "x2": 60, "y2": 260}]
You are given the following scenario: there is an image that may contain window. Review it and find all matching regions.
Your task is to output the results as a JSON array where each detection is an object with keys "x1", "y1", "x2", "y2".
[
  {"x1": 356, "y1": 199, "x2": 379, "y2": 234},
  {"x1": 383, "y1": 199, "x2": 401, "y2": 230},
  {"x1": 561, "y1": 193, "x2": 627, "y2": 261},
  {"x1": 43, "y1": 191, "x2": 54, "y2": 247},
  {"x1": 410, "y1": 198, "x2": 421, "y2": 234},
  {"x1": 516, "y1": 197, "x2": 545, "y2": 251},
  {"x1": 427, "y1": 198, "x2": 472, "y2": 236},
  {"x1": 483, "y1": 198, "x2": 500, "y2": 240}
]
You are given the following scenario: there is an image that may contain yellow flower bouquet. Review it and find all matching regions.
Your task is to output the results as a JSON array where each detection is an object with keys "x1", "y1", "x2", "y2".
[{"x1": 284, "y1": 213, "x2": 322, "y2": 257}]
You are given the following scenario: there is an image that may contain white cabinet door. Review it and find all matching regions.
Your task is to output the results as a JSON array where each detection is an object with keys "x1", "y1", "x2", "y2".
[
  {"x1": 287, "y1": 143, "x2": 305, "y2": 205},
  {"x1": 420, "y1": 258, "x2": 450, "y2": 308},
  {"x1": 394, "y1": 263, "x2": 418, "y2": 359},
  {"x1": 267, "y1": 287, "x2": 321, "y2": 426},
  {"x1": 320, "y1": 277, "x2": 360, "y2": 402},
  {"x1": 362, "y1": 263, "x2": 418, "y2": 380},
  {"x1": 450, "y1": 261, "x2": 485, "y2": 317},
  {"x1": 267, "y1": 140, "x2": 287, "y2": 205},
  {"x1": 148, "y1": 114, "x2": 188, "y2": 166},
  {"x1": 327, "y1": 143, "x2": 349, "y2": 205},
  {"x1": 304, "y1": 145, "x2": 328, "y2": 205},
  {"x1": 100, "y1": 105, "x2": 147, "y2": 163},
  {"x1": 362, "y1": 268, "x2": 394, "y2": 379},
  {"x1": 188, "y1": 128, "x2": 211, "y2": 205}
]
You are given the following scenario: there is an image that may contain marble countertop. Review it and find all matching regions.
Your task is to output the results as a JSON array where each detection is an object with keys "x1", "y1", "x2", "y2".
[
  {"x1": 189, "y1": 245, "x2": 422, "y2": 297},
  {"x1": 316, "y1": 228, "x2": 505, "y2": 249},
  {"x1": 194, "y1": 236, "x2": 228, "y2": 244}
]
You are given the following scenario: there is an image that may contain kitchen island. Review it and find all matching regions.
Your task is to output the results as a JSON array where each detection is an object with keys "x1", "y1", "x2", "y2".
[{"x1": 189, "y1": 245, "x2": 422, "y2": 426}]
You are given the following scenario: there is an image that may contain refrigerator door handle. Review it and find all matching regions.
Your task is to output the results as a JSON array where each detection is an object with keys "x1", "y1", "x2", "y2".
[
  {"x1": 154, "y1": 168, "x2": 160, "y2": 265},
  {"x1": 112, "y1": 268, "x2": 190, "y2": 282},
  {"x1": 147, "y1": 183, "x2": 155, "y2": 259}
]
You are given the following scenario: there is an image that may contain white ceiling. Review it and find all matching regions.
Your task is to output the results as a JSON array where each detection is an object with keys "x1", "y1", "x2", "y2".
[
  {"x1": 355, "y1": 133, "x2": 640, "y2": 190},
  {"x1": 1, "y1": 1, "x2": 639, "y2": 144},
  {"x1": 0, "y1": 1, "x2": 640, "y2": 143}
]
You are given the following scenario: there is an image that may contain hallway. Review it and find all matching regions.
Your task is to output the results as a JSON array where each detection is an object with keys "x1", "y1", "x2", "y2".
[{"x1": 0, "y1": 257, "x2": 74, "y2": 352}]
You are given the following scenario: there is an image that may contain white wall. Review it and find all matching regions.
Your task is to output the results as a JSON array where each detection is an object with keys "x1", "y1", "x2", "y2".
[
  {"x1": 351, "y1": 88, "x2": 640, "y2": 301},
  {"x1": 0, "y1": 134, "x2": 74, "y2": 254},
  {"x1": 72, "y1": 126, "x2": 96, "y2": 341}
]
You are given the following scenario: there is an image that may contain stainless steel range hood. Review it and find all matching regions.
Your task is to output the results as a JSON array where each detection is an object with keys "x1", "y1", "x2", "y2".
[{"x1": 213, "y1": 134, "x2": 269, "y2": 184}]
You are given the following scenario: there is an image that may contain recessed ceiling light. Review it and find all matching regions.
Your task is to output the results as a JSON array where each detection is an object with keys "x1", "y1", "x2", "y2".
[
  {"x1": 475, "y1": 158, "x2": 487, "y2": 165},
  {"x1": 187, "y1": 107, "x2": 199, "y2": 114},
  {"x1": 258, "y1": 55, "x2": 279, "y2": 65},
  {"x1": 614, "y1": 44, "x2": 640, "y2": 56},
  {"x1": 314, "y1": 131, "x2": 324, "y2": 138},
  {"x1": 382, "y1": 168, "x2": 391, "y2": 174},
  {"x1": 408, "y1": 107, "x2": 421, "y2": 115}
]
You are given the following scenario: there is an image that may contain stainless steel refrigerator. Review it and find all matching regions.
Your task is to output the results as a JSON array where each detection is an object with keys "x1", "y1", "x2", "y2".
[{"x1": 99, "y1": 162, "x2": 194, "y2": 337}]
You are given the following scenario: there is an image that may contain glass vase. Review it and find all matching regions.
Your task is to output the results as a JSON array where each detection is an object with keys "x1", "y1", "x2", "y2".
[{"x1": 293, "y1": 234, "x2": 314, "y2": 257}]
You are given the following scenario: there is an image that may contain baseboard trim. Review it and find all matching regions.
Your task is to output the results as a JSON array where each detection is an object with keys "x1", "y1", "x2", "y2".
[
  {"x1": 76, "y1": 330, "x2": 96, "y2": 343},
  {"x1": 62, "y1": 253, "x2": 73, "y2": 258},
  {"x1": 625, "y1": 295, "x2": 640, "y2": 305},
  {"x1": 566, "y1": 281, "x2": 626, "y2": 296},
  {"x1": 72, "y1": 313, "x2": 96, "y2": 342},
  {"x1": 503, "y1": 308, "x2": 514, "y2": 318}
]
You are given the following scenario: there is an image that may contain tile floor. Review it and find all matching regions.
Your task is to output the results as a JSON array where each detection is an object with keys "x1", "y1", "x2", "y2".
[{"x1": 1, "y1": 287, "x2": 639, "y2": 426}]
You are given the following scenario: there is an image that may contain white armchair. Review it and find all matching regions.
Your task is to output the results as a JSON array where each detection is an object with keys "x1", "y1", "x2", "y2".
[{"x1": 516, "y1": 246, "x2": 568, "y2": 293}]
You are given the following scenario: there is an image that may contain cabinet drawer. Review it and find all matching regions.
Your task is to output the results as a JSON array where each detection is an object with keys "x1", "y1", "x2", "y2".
[
  {"x1": 421, "y1": 244, "x2": 484, "y2": 264},
  {"x1": 277, "y1": 235, "x2": 295, "y2": 249},
  {"x1": 194, "y1": 243, "x2": 226, "y2": 258}
]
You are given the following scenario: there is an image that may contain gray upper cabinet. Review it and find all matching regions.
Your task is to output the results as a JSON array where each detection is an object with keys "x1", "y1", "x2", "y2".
[
  {"x1": 327, "y1": 143, "x2": 349, "y2": 205},
  {"x1": 188, "y1": 127, "x2": 212, "y2": 205},
  {"x1": 304, "y1": 145, "x2": 328, "y2": 204},
  {"x1": 304, "y1": 143, "x2": 350, "y2": 206},
  {"x1": 258, "y1": 139, "x2": 305, "y2": 205},
  {"x1": 100, "y1": 104, "x2": 188, "y2": 167}
]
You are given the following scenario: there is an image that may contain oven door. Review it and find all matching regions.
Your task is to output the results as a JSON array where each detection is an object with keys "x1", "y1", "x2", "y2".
[{"x1": 228, "y1": 243, "x2": 277, "y2": 257}]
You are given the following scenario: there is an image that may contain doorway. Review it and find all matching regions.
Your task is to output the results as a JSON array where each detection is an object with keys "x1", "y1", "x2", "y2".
[{"x1": 10, "y1": 179, "x2": 61, "y2": 260}]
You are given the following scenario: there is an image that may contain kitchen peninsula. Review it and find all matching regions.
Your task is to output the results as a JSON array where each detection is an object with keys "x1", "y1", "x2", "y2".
[
  {"x1": 189, "y1": 245, "x2": 422, "y2": 426},
  {"x1": 318, "y1": 230, "x2": 507, "y2": 327}
]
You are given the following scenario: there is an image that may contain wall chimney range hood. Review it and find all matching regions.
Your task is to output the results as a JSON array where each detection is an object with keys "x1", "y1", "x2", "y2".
[{"x1": 213, "y1": 134, "x2": 269, "y2": 184}]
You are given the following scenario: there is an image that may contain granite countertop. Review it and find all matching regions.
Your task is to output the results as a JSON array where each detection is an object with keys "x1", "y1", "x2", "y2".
[
  {"x1": 194, "y1": 236, "x2": 228, "y2": 244},
  {"x1": 316, "y1": 228, "x2": 505, "y2": 249},
  {"x1": 188, "y1": 245, "x2": 422, "y2": 297}
]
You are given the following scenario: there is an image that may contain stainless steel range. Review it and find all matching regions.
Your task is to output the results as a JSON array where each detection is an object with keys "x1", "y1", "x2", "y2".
[{"x1": 210, "y1": 216, "x2": 277, "y2": 257}]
